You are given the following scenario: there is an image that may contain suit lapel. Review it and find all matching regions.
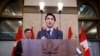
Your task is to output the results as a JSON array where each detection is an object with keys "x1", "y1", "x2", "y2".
[
  {"x1": 44, "y1": 29, "x2": 50, "y2": 39},
  {"x1": 51, "y1": 29, "x2": 57, "y2": 39},
  {"x1": 44, "y1": 29, "x2": 57, "y2": 39}
]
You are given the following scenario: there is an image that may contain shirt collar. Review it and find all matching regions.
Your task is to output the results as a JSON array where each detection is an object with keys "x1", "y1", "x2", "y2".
[{"x1": 46, "y1": 27, "x2": 54, "y2": 31}]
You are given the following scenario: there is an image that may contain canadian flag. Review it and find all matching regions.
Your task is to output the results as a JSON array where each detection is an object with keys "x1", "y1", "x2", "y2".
[
  {"x1": 80, "y1": 27, "x2": 90, "y2": 56},
  {"x1": 11, "y1": 26, "x2": 22, "y2": 56},
  {"x1": 31, "y1": 27, "x2": 35, "y2": 39},
  {"x1": 56, "y1": 26, "x2": 59, "y2": 30},
  {"x1": 41, "y1": 26, "x2": 45, "y2": 31},
  {"x1": 68, "y1": 26, "x2": 73, "y2": 39}
]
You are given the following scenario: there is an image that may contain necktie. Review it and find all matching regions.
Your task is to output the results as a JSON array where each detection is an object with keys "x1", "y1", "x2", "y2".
[{"x1": 47, "y1": 30, "x2": 51, "y2": 36}]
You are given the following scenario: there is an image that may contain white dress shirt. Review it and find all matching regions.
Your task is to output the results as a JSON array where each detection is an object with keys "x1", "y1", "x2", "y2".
[{"x1": 46, "y1": 28, "x2": 54, "y2": 36}]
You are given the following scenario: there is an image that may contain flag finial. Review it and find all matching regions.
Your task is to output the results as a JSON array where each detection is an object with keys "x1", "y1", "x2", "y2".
[
  {"x1": 82, "y1": 21, "x2": 84, "y2": 27},
  {"x1": 31, "y1": 22, "x2": 34, "y2": 27}
]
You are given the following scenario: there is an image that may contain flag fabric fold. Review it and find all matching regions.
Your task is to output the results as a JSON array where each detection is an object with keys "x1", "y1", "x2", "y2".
[
  {"x1": 80, "y1": 27, "x2": 90, "y2": 56},
  {"x1": 31, "y1": 27, "x2": 35, "y2": 39},
  {"x1": 68, "y1": 26, "x2": 73, "y2": 39},
  {"x1": 11, "y1": 26, "x2": 22, "y2": 56},
  {"x1": 41, "y1": 26, "x2": 45, "y2": 31},
  {"x1": 15, "y1": 26, "x2": 22, "y2": 41},
  {"x1": 56, "y1": 26, "x2": 59, "y2": 30}
]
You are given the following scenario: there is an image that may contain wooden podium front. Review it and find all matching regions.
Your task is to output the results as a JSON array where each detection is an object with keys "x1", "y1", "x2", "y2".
[{"x1": 22, "y1": 39, "x2": 79, "y2": 56}]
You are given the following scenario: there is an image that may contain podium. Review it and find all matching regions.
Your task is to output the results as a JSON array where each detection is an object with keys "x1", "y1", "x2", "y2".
[{"x1": 22, "y1": 39, "x2": 79, "y2": 56}]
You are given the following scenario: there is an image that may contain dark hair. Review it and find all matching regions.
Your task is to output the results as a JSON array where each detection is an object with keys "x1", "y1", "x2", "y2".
[
  {"x1": 45, "y1": 13, "x2": 56, "y2": 21},
  {"x1": 24, "y1": 28, "x2": 31, "y2": 33}
]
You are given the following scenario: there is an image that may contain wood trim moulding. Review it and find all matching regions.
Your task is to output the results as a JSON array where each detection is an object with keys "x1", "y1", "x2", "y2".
[
  {"x1": 24, "y1": 6, "x2": 77, "y2": 14},
  {"x1": 78, "y1": 17, "x2": 99, "y2": 19},
  {"x1": 0, "y1": 15, "x2": 22, "y2": 19}
]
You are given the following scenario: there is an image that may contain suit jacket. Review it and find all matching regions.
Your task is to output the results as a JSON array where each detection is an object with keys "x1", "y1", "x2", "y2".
[
  {"x1": 14, "y1": 40, "x2": 22, "y2": 56},
  {"x1": 37, "y1": 29, "x2": 63, "y2": 39}
]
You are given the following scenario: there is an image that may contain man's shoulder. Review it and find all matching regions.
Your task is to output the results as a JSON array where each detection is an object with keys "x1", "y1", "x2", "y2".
[
  {"x1": 54, "y1": 29, "x2": 62, "y2": 33},
  {"x1": 38, "y1": 30, "x2": 46, "y2": 33}
]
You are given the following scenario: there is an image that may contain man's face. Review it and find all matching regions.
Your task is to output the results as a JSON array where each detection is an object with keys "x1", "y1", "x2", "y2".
[
  {"x1": 45, "y1": 15, "x2": 55, "y2": 28},
  {"x1": 24, "y1": 30, "x2": 31, "y2": 39}
]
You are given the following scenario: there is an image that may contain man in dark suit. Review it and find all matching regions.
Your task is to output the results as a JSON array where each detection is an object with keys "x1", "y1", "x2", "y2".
[
  {"x1": 14, "y1": 28, "x2": 32, "y2": 56},
  {"x1": 37, "y1": 13, "x2": 63, "y2": 39}
]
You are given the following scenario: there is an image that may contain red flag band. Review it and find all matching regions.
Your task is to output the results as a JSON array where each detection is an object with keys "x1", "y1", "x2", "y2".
[
  {"x1": 68, "y1": 26, "x2": 73, "y2": 39},
  {"x1": 31, "y1": 27, "x2": 35, "y2": 39}
]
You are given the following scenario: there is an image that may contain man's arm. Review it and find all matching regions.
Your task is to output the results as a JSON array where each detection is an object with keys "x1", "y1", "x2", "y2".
[
  {"x1": 58, "y1": 31, "x2": 63, "y2": 39},
  {"x1": 37, "y1": 31, "x2": 41, "y2": 39}
]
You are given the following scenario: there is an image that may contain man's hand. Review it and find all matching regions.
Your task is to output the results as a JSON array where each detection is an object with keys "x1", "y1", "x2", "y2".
[{"x1": 41, "y1": 36, "x2": 46, "y2": 39}]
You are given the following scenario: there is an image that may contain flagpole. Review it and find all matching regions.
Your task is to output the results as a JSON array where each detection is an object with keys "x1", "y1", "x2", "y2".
[
  {"x1": 59, "y1": 11, "x2": 61, "y2": 29},
  {"x1": 69, "y1": 20, "x2": 71, "y2": 27},
  {"x1": 82, "y1": 21, "x2": 84, "y2": 27},
  {"x1": 41, "y1": 11, "x2": 43, "y2": 29}
]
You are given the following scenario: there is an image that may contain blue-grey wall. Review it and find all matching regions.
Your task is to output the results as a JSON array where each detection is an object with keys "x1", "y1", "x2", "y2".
[{"x1": 0, "y1": 41, "x2": 14, "y2": 56}]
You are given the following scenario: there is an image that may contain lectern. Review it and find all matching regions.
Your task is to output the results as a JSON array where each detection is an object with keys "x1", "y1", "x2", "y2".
[{"x1": 22, "y1": 39, "x2": 79, "y2": 56}]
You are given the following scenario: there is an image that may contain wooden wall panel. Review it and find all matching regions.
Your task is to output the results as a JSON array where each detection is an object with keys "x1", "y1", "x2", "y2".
[
  {"x1": 23, "y1": 13, "x2": 41, "y2": 38},
  {"x1": 61, "y1": 14, "x2": 78, "y2": 39}
]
